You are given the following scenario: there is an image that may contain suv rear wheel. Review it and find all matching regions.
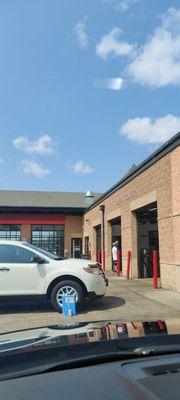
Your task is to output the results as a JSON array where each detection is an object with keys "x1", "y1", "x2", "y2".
[{"x1": 51, "y1": 280, "x2": 84, "y2": 313}]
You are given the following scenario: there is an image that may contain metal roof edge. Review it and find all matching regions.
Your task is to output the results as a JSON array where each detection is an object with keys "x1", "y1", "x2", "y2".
[
  {"x1": 84, "y1": 131, "x2": 180, "y2": 213},
  {"x1": 0, "y1": 206, "x2": 86, "y2": 214}
]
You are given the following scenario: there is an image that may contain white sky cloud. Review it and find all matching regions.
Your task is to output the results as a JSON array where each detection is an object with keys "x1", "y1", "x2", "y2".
[
  {"x1": 128, "y1": 7, "x2": 180, "y2": 87},
  {"x1": 94, "y1": 77, "x2": 123, "y2": 91},
  {"x1": 73, "y1": 161, "x2": 94, "y2": 174},
  {"x1": 102, "y1": 0, "x2": 140, "y2": 12},
  {"x1": 162, "y1": 6, "x2": 180, "y2": 33},
  {"x1": 96, "y1": 28, "x2": 134, "y2": 59},
  {"x1": 115, "y1": 1, "x2": 129, "y2": 12},
  {"x1": 74, "y1": 17, "x2": 88, "y2": 49},
  {"x1": 120, "y1": 114, "x2": 180, "y2": 144},
  {"x1": 105, "y1": 77, "x2": 123, "y2": 90},
  {"x1": 21, "y1": 160, "x2": 51, "y2": 177},
  {"x1": 114, "y1": 0, "x2": 139, "y2": 12},
  {"x1": 13, "y1": 134, "x2": 55, "y2": 154}
]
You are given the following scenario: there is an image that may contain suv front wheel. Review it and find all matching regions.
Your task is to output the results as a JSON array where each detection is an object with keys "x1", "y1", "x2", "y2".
[{"x1": 51, "y1": 280, "x2": 84, "y2": 313}]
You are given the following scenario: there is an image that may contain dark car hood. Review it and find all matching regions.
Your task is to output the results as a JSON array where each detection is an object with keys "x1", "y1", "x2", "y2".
[{"x1": 0, "y1": 319, "x2": 180, "y2": 355}]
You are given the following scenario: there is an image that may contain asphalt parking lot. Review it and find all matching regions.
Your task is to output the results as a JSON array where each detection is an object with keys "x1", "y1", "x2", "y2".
[{"x1": 0, "y1": 277, "x2": 180, "y2": 333}]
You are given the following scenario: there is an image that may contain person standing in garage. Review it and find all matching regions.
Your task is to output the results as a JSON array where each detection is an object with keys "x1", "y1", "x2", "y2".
[{"x1": 112, "y1": 242, "x2": 117, "y2": 272}]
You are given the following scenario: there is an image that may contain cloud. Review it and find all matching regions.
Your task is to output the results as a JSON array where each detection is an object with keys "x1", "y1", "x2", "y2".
[
  {"x1": 21, "y1": 160, "x2": 51, "y2": 177},
  {"x1": 73, "y1": 161, "x2": 94, "y2": 174},
  {"x1": 161, "y1": 6, "x2": 180, "y2": 32},
  {"x1": 115, "y1": 1, "x2": 129, "y2": 12},
  {"x1": 114, "y1": 0, "x2": 139, "y2": 12},
  {"x1": 74, "y1": 17, "x2": 88, "y2": 49},
  {"x1": 128, "y1": 7, "x2": 180, "y2": 87},
  {"x1": 120, "y1": 114, "x2": 180, "y2": 144},
  {"x1": 13, "y1": 134, "x2": 55, "y2": 154},
  {"x1": 94, "y1": 77, "x2": 123, "y2": 91},
  {"x1": 96, "y1": 28, "x2": 134, "y2": 59},
  {"x1": 102, "y1": 0, "x2": 140, "y2": 13}
]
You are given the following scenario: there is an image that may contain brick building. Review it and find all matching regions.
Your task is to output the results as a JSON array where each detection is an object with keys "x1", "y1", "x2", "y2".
[
  {"x1": 0, "y1": 132, "x2": 179, "y2": 291},
  {"x1": 83, "y1": 132, "x2": 180, "y2": 292},
  {"x1": 0, "y1": 191, "x2": 100, "y2": 259}
]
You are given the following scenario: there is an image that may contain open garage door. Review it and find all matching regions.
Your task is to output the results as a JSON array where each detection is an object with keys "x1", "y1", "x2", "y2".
[
  {"x1": 110, "y1": 218, "x2": 121, "y2": 272},
  {"x1": 96, "y1": 225, "x2": 101, "y2": 262},
  {"x1": 136, "y1": 202, "x2": 160, "y2": 278}
]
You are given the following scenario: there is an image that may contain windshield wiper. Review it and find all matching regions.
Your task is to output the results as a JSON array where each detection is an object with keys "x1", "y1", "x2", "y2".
[{"x1": 134, "y1": 344, "x2": 180, "y2": 356}]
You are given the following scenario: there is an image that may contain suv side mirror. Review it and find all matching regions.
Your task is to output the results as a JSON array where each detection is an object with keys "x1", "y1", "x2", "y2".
[{"x1": 32, "y1": 255, "x2": 45, "y2": 264}]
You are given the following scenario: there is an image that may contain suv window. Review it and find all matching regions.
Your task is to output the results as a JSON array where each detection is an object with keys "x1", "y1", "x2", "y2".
[{"x1": 0, "y1": 245, "x2": 36, "y2": 263}]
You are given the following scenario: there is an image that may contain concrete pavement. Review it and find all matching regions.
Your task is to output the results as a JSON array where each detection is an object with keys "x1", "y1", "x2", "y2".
[{"x1": 0, "y1": 277, "x2": 180, "y2": 333}]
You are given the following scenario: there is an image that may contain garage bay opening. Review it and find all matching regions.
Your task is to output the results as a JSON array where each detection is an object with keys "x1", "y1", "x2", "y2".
[
  {"x1": 110, "y1": 218, "x2": 121, "y2": 272},
  {"x1": 135, "y1": 202, "x2": 159, "y2": 279},
  {"x1": 96, "y1": 225, "x2": 101, "y2": 263}
]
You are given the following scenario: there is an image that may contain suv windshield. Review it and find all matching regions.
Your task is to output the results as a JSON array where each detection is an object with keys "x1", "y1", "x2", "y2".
[{"x1": 24, "y1": 243, "x2": 63, "y2": 261}]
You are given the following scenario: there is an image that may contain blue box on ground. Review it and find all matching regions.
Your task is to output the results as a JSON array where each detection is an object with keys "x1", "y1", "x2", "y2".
[{"x1": 62, "y1": 294, "x2": 77, "y2": 316}]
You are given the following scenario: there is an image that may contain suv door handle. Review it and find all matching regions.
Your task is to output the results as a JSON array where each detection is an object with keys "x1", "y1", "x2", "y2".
[{"x1": 0, "y1": 267, "x2": 10, "y2": 271}]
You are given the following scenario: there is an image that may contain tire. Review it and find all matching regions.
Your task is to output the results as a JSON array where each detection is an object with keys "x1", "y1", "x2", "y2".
[{"x1": 50, "y1": 280, "x2": 84, "y2": 313}]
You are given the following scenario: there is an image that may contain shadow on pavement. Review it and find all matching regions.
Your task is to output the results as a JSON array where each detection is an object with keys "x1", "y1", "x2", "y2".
[
  {"x1": 0, "y1": 296, "x2": 125, "y2": 315},
  {"x1": 81, "y1": 296, "x2": 126, "y2": 312},
  {"x1": 0, "y1": 302, "x2": 54, "y2": 315}
]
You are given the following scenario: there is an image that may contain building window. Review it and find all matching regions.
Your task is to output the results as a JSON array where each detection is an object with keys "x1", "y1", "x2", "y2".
[
  {"x1": 0, "y1": 225, "x2": 21, "y2": 240},
  {"x1": 31, "y1": 225, "x2": 64, "y2": 256},
  {"x1": 89, "y1": 331, "x2": 95, "y2": 337},
  {"x1": 71, "y1": 238, "x2": 82, "y2": 258},
  {"x1": 75, "y1": 333, "x2": 87, "y2": 338}
]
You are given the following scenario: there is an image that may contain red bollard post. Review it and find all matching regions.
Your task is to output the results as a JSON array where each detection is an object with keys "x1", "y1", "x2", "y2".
[
  {"x1": 102, "y1": 250, "x2": 106, "y2": 271},
  {"x1": 157, "y1": 320, "x2": 164, "y2": 330},
  {"x1": 97, "y1": 250, "x2": 101, "y2": 264},
  {"x1": 126, "y1": 250, "x2": 131, "y2": 279},
  {"x1": 153, "y1": 250, "x2": 158, "y2": 289},
  {"x1": 131, "y1": 322, "x2": 138, "y2": 330},
  {"x1": 117, "y1": 250, "x2": 121, "y2": 277}
]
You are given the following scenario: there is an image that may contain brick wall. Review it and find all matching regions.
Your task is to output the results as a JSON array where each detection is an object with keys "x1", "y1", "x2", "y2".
[
  {"x1": 83, "y1": 148, "x2": 180, "y2": 291},
  {"x1": 171, "y1": 146, "x2": 180, "y2": 291},
  {"x1": 64, "y1": 215, "x2": 83, "y2": 257},
  {"x1": 21, "y1": 224, "x2": 31, "y2": 242}
]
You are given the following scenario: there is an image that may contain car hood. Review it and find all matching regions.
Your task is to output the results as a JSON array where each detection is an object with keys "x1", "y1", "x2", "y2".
[
  {"x1": 62, "y1": 258, "x2": 94, "y2": 265},
  {"x1": 0, "y1": 319, "x2": 180, "y2": 355},
  {"x1": 51, "y1": 258, "x2": 94, "y2": 269}
]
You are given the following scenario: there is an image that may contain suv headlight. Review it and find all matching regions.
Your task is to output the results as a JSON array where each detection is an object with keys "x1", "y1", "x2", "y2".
[{"x1": 83, "y1": 263, "x2": 101, "y2": 274}]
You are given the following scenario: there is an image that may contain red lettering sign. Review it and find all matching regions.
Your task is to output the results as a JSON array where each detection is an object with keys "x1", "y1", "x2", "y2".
[{"x1": 117, "y1": 190, "x2": 137, "y2": 206}]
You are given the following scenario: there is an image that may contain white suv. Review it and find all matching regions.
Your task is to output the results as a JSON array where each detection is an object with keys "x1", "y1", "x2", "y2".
[{"x1": 0, "y1": 241, "x2": 108, "y2": 312}]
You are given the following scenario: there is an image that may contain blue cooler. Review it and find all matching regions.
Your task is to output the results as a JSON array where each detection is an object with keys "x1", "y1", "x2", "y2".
[{"x1": 62, "y1": 294, "x2": 77, "y2": 316}]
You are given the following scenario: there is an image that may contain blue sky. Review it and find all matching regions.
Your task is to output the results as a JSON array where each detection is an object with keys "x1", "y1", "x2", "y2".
[{"x1": 0, "y1": 0, "x2": 180, "y2": 192}]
